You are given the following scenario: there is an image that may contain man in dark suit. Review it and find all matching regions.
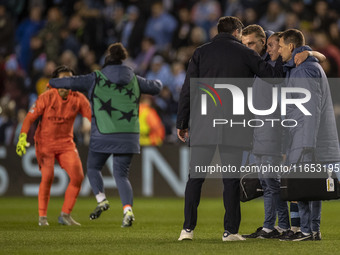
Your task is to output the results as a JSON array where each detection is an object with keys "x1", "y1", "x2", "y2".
[{"x1": 177, "y1": 16, "x2": 284, "y2": 242}]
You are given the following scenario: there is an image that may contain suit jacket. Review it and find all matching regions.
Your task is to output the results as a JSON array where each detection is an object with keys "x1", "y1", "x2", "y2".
[{"x1": 176, "y1": 33, "x2": 283, "y2": 149}]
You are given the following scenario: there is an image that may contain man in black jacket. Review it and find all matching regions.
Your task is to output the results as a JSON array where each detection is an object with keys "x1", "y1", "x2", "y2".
[{"x1": 177, "y1": 16, "x2": 284, "y2": 242}]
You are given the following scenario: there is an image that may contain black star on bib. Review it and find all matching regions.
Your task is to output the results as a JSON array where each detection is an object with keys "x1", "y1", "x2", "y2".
[
  {"x1": 132, "y1": 97, "x2": 139, "y2": 106},
  {"x1": 102, "y1": 79, "x2": 112, "y2": 88},
  {"x1": 125, "y1": 88, "x2": 134, "y2": 99},
  {"x1": 114, "y1": 83, "x2": 125, "y2": 93},
  {"x1": 118, "y1": 110, "x2": 136, "y2": 122},
  {"x1": 98, "y1": 98, "x2": 118, "y2": 117}
]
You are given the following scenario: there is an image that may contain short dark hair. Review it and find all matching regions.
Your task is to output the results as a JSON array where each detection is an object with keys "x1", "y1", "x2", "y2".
[
  {"x1": 105, "y1": 42, "x2": 128, "y2": 65},
  {"x1": 52, "y1": 65, "x2": 74, "y2": 78},
  {"x1": 278, "y1": 29, "x2": 305, "y2": 48},
  {"x1": 217, "y1": 16, "x2": 244, "y2": 34},
  {"x1": 242, "y1": 24, "x2": 266, "y2": 40}
]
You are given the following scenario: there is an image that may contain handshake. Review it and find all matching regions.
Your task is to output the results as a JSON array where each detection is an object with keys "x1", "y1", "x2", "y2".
[{"x1": 16, "y1": 133, "x2": 30, "y2": 156}]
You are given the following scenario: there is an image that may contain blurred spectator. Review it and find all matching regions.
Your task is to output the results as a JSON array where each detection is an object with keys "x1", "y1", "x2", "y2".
[
  {"x1": 30, "y1": 35, "x2": 44, "y2": 69},
  {"x1": 15, "y1": 6, "x2": 44, "y2": 73},
  {"x1": 175, "y1": 46, "x2": 195, "y2": 68},
  {"x1": 2, "y1": 55, "x2": 28, "y2": 110},
  {"x1": 0, "y1": 56, "x2": 5, "y2": 97},
  {"x1": 0, "y1": 4, "x2": 14, "y2": 58},
  {"x1": 320, "y1": 58, "x2": 338, "y2": 78},
  {"x1": 224, "y1": 0, "x2": 243, "y2": 17},
  {"x1": 146, "y1": 55, "x2": 173, "y2": 89},
  {"x1": 154, "y1": 87, "x2": 177, "y2": 141},
  {"x1": 284, "y1": 12, "x2": 300, "y2": 30},
  {"x1": 0, "y1": 97, "x2": 16, "y2": 145},
  {"x1": 189, "y1": 26, "x2": 208, "y2": 47},
  {"x1": 172, "y1": 7, "x2": 194, "y2": 49},
  {"x1": 191, "y1": 0, "x2": 221, "y2": 35},
  {"x1": 174, "y1": 26, "x2": 207, "y2": 67},
  {"x1": 329, "y1": 22, "x2": 340, "y2": 49},
  {"x1": 132, "y1": 37, "x2": 157, "y2": 76},
  {"x1": 38, "y1": 7, "x2": 64, "y2": 63},
  {"x1": 312, "y1": 0, "x2": 334, "y2": 31},
  {"x1": 60, "y1": 50, "x2": 78, "y2": 73},
  {"x1": 28, "y1": 35, "x2": 46, "y2": 90},
  {"x1": 68, "y1": 14, "x2": 85, "y2": 46},
  {"x1": 102, "y1": 0, "x2": 121, "y2": 47},
  {"x1": 79, "y1": 49, "x2": 99, "y2": 73},
  {"x1": 102, "y1": 0, "x2": 120, "y2": 23},
  {"x1": 313, "y1": 31, "x2": 340, "y2": 77},
  {"x1": 35, "y1": 60, "x2": 56, "y2": 95},
  {"x1": 77, "y1": 45, "x2": 97, "y2": 74},
  {"x1": 74, "y1": 0, "x2": 105, "y2": 57},
  {"x1": 111, "y1": 4, "x2": 126, "y2": 44},
  {"x1": 171, "y1": 61, "x2": 186, "y2": 102},
  {"x1": 121, "y1": 5, "x2": 145, "y2": 58},
  {"x1": 242, "y1": 8, "x2": 257, "y2": 27},
  {"x1": 288, "y1": 0, "x2": 312, "y2": 22},
  {"x1": 145, "y1": 1, "x2": 177, "y2": 51},
  {"x1": 139, "y1": 95, "x2": 165, "y2": 146},
  {"x1": 259, "y1": 1, "x2": 285, "y2": 32},
  {"x1": 60, "y1": 25, "x2": 81, "y2": 56}
]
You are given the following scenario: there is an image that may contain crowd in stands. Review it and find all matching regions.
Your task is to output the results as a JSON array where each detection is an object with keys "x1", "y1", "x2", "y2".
[{"x1": 1, "y1": 0, "x2": 340, "y2": 145}]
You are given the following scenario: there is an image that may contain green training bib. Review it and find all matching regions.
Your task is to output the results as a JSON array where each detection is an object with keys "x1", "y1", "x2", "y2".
[{"x1": 93, "y1": 70, "x2": 140, "y2": 134}]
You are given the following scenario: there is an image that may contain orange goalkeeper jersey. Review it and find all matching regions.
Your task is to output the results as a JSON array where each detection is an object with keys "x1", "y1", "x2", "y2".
[{"x1": 21, "y1": 88, "x2": 91, "y2": 150}]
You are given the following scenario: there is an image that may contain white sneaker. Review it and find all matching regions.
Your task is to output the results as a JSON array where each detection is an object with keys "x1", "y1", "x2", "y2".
[
  {"x1": 178, "y1": 229, "x2": 194, "y2": 241},
  {"x1": 222, "y1": 231, "x2": 246, "y2": 241}
]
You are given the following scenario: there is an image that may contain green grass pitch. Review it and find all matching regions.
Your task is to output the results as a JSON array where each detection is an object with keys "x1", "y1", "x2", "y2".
[{"x1": 0, "y1": 197, "x2": 339, "y2": 254}]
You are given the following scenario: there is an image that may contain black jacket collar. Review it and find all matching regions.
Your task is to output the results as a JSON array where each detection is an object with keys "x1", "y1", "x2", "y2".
[{"x1": 212, "y1": 33, "x2": 241, "y2": 44}]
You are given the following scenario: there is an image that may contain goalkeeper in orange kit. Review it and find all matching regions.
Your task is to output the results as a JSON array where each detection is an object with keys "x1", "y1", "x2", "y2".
[{"x1": 16, "y1": 66, "x2": 91, "y2": 226}]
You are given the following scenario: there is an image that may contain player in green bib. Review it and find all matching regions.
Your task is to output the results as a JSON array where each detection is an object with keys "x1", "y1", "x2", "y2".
[{"x1": 49, "y1": 43, "x2": 162, "y2": 227}]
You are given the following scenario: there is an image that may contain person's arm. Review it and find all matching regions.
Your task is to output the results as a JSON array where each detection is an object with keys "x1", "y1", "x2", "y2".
[
  {"x1": 136, "y1": 76, "x2": 163, "y2": 95},
  {"x1": 294, "y1": 51, "x2": 326, "y2": 67},
  {"x1": 20, "y1": 94, "x2": 46, "y2": 134},
  {"x1": 16, "y1": 94, "x2": 46, "y2": 156},
  {"x1": 245, "y1": 48, "x2": 284, "y2": 81},
  {"x1": 49, "y1": 73, "x2": 96, "y2": 93},
  {"x1": 289, "y1": 71, "x2": 322, "y2": 150}
]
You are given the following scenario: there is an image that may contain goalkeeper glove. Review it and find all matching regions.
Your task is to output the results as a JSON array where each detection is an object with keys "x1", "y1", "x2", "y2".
[{"x1": 16, "y1": 133, "x2": 30, "y2": 156}]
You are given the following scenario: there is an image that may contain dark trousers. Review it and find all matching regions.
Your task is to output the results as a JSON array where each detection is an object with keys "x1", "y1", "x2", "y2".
[
  {"x1": 87, "y1": 150, "x2": 134, "y2": 206},
  {"x1": 183, "y1": 145, "x2": 243, "y2": 234}
]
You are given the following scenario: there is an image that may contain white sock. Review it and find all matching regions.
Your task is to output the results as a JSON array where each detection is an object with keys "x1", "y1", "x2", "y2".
[
  {"x1": 302, "y1": 232, "x2": 310, "y2": 236},
  {"x1": 123, "y1": 205, "x2": 132, "y2": 214},
  {"x1": 96, "y1": 192, "x2": 106, "y2": 203},
  {"x1": 262, "y1": 227, "x2": 272, "y2": 233}
]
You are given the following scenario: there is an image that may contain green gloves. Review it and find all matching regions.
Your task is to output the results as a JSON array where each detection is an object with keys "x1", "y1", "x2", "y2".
[{"x1": 16, "y1": 133, "x2": 30, "y2": 156}]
